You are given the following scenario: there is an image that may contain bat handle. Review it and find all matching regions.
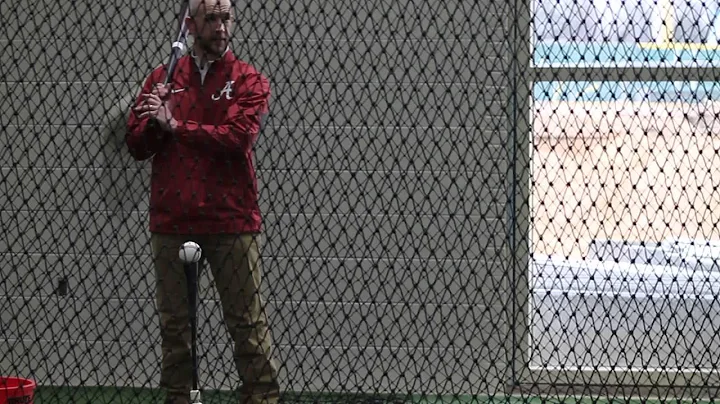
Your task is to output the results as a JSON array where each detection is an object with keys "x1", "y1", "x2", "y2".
[
  {"x1": 163, "y1": 41, "x2": 187, "y2": 85},
  {"x1": 171, "y1": 41, "x2": 187, "y2": 53}
]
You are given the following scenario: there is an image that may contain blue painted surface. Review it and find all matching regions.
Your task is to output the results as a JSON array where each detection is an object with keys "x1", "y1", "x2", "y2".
[
  {"x1": 534, "y1": 41, "x2": 720, "y2": 66},
  {"x1": 533, "y1": 41, "x2": 720, "y2": 101}
]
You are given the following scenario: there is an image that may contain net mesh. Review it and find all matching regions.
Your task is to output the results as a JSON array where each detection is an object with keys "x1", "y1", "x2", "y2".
[{"x1": 2, "y1": 0, "x2": 720, "y2": 402}]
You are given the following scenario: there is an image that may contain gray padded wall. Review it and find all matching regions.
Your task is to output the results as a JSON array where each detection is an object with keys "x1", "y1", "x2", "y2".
[{"x1": 0, "y1": 0, "x2": 523, "y2": 396}]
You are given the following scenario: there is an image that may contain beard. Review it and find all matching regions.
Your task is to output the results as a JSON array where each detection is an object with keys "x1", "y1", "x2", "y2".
[{"x1": 196, "y1": 35, "x2": 228, "y2": 59}]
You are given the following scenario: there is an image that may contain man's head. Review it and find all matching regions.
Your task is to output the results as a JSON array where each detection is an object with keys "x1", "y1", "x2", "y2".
[{"x1": 186, "y1": 0, "x2": 234, "y2": 59}]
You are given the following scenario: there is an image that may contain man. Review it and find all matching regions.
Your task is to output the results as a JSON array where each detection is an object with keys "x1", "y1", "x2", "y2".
[{"x1": 125, "y1": 0, "x2": 280, "y2": 403}]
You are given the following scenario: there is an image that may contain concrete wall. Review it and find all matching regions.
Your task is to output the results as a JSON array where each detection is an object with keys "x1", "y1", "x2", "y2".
[{"x1": 0, "y1": 0, "x2": 521, "y2": 396}]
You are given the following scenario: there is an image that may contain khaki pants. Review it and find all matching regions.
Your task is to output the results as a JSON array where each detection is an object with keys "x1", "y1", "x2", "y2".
[{"x1": 150, "y1": 233, "x2": 280, "y2": 404}]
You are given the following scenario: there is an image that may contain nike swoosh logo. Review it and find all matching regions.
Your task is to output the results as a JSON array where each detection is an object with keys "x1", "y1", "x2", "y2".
[{"x1": 171, "y1": 88, "x2": 186, "y2": 94}]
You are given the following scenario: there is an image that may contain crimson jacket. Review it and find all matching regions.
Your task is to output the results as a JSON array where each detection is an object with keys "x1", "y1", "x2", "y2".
[{"x1": 125, "y1": 49, "x2": 270, "y2": 234}]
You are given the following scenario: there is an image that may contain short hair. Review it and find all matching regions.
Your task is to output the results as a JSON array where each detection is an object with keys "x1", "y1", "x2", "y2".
[{"x1": 188, "y1": 0, "x2": 230, "y2": 16}]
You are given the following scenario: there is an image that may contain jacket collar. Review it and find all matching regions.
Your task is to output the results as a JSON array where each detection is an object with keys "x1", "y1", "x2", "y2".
[{"x1": 190, "y1": 46, "x2": 233, "y2": 70}]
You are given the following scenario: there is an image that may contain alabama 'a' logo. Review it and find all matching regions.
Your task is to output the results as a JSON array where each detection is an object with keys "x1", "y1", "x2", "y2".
[{"x1": 212, "y1": 80, "x2": 235, "y2": 101}]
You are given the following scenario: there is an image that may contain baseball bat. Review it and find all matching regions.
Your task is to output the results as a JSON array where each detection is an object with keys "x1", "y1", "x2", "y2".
[{"x1": 164, "y1": 1, "x2": 191, "y2": 85}]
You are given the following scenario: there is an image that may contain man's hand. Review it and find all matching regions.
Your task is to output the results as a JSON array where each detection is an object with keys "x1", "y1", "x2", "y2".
[
  {"x1": 151, "y1": 83, "x2": 170, "y2": 99},
  {"x1": 133, "y1": 84, "x2": 178, "y2": 132}
]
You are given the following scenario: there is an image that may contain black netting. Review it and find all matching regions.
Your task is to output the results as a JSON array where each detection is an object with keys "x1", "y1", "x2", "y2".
[{"x1": 2, "y1": 0, "x2": 720, "y2": 403}]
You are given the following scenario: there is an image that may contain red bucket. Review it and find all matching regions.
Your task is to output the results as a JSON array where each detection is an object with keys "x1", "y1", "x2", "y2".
[{"x1": 0, "y1": 377, "x2": 36, "y2": 404}]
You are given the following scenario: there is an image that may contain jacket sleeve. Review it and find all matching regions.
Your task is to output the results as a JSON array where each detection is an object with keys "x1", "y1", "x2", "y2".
[
  {"x1": 125, "y1": 71, "x2": 171, "y2": 161},
  {"x1": 173, "y1": 72, "x2": 270, "y2": 154}
]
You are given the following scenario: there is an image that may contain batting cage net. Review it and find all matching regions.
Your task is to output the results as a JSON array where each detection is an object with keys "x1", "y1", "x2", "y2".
[{"x1": 3, "y1": 0, "x2": 720, "y2": 403}]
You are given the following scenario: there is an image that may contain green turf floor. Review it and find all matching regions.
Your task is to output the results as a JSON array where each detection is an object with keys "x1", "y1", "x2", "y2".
[
  {"x1": 31, "y1": 386, "x2": 432, "y2": 404},
  {"x1": 27, "y1": 386, "x2": 720, "y2": 404},
  {"x1": 31, "y1": 387, "x2": 412, "y2": 403}
]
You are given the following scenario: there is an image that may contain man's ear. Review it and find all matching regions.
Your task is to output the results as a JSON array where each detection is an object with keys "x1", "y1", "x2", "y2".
[{"x1": 185, "y1": 16, "x2": 197, "y2": 35}]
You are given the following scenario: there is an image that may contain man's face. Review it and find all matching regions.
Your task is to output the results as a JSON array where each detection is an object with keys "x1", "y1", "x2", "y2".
[{"x1": 189, "y1": 0, "x2": 234, "y2": 58}]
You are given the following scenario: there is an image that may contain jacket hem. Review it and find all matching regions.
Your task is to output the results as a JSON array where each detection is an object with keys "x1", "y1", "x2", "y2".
[{"x1": 148, "y1": 221, "x2": 262, "y2": 235}]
